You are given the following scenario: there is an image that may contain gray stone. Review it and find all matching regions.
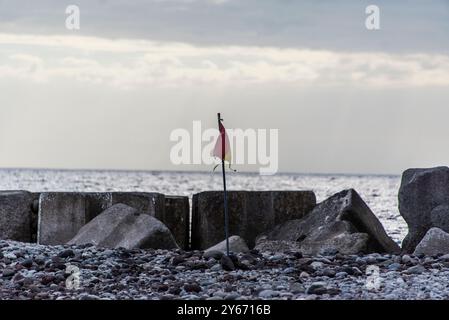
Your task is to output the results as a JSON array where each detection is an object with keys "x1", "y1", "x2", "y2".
[
  {"x1": 413, "y1": 227, "x2": 449, "y2": 256},
  {"x1": 254, "y1": 239, "x2": 301, "y2": 253},
  {"x1": 306, "y1": 282, "x2": 328, "y2": 295},
  {"x1": 191, "y1": 191, "x2": 316, "y2": 250},
  {"x1": 258, "y1": 189, "x2": 399, "y2": 255},
  {"x1": 161, "y1": 196, "x2": 190, "y2": 250},
  {"x1": 293, "y1": 219, "x2": 370, "y2": 255},
  {"x1": 0, "y1": 191, "x2": 35, "y2": 242},
  {"x1": 68, "y1": 204, "x2": 178, "y2": 250},
  {"x1": 405, "y1": 265, "x2": 426, "y2": 274},
  {"x1": 203, "y1": 250, "x2": 224, "y2": 260},
  {"x1": 205, "y1": 235, "x2": 250, "y2": 254},
  {"x1": 399, "y1": 167, "x2": 449, "y2": 252},
  {"x1": 289, "y1": 283, "x2": 305, "y2": 294},
  {"x1": 258, "y1": 290, "x2": 279, "y2": 298},
  {"x1": 220, "y1": 255, "x2": 235, "y2": 271}
]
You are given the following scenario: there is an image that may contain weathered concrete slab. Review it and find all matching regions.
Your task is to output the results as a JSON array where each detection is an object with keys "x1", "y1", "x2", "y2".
[
  {"x1": 37, "y1": 191, "x2": 171, "y2": 246},
  {"x1": 191, "y1": 191, "x2": 316, "y2": 250},
  {"x1": 162, "y1": 196, "x2": 190, "y2": 249},
  {"x1": 111, "y1": 192, "x2": 165, "y2": 218},
  {"x1": 37, "y1": 193, "x2": 88, "y2": 245},
  {"x1": 0, "y1": 191, "x2": 34, "y2": 242}
]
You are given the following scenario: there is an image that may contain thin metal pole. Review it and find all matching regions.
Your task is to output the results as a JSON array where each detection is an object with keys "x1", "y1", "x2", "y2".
[{"x1": 218, "y1": 113, "x2": 230, "y2": 256}]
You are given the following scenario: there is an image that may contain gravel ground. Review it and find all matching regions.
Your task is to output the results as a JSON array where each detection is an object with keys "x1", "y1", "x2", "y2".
[{"x1": 1, "y1": 240, "x2": 448, "y2": 300}]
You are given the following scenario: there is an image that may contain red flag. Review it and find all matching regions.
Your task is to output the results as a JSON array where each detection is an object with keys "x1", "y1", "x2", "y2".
[{"x1": 212, "y1": 119, "x2": 231, "y2": 163}]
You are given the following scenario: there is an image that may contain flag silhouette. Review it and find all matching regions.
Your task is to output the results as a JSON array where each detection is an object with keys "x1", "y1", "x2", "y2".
[{"x1": 212, "y1": 120, "x2": 231, "y2": 163}]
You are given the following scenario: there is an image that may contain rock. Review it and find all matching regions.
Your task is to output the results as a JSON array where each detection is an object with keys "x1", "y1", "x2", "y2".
[
  {"x1": 203, "y1": 250, "x2": 224, "y2": 260},
  {"x1": 401, "y1": 254, "x2": 415, "y2": 264},
  {"x1": 300, "y1": 230, "x2": 370, "y2": 256},
  {"x1": 257, "y1": 189, "x2": 399, "y2": 255},
  {"x1": 439, "y1": 253, "x2": 449, "y2": 261},
  {"x1": 0, "y1": 191, "x2": 34, "y2": 242},
  {"x1": 21, "y1": 259, "x2": 33, "y2": 268},
  {"x1": 220, "y1": 255, "x2": 235, "y2": 271},
  {"x1": 258, "y1": 290, "x2": 279, "y2": 298},
  {"x1": 413, "y1": 228, "x2": 449, "y2": 256},
  {"x1": 68, "y1": 204, "x2": 179, "y2": 250},
  {"x1": 205, "y1": 235, "x2": 250, "y2": 254},
  {"x1": 162, "y1": 196, "x2": 190, "y2": 250},
  {"x1": 254, "y1": 239, "x2": 301, "y2": 253},
  {"x1": 191, "y1": 191, "x2": 316, "y2": 249},
  {"x1": 289, "y1": 283, "x2": 305, "y2": 294},
  {"x1": 58, "y1": 249, "x2": 75, "y2": 258},
  {"x1": 41, "y1": 275, "x2": 55, "y2": 285},
  {"x1": 2, "y1": 269, "x2": 15, "y2": 278},
  {"x1": 399, "y1": 167, "x2": 449, "y2": 252},
  {"x1": 306, "y1": 282, "x2": 328, "y2": 295},
  {"x1": 184, "y1": 283, "x2": 201, "y2": 293},
  {"x1": 405, "y1": 265, "x2": 426, "y2": 274}
]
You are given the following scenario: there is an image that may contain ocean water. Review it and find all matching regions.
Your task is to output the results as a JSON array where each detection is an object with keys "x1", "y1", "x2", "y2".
[{"x1": 0, "y1": 169, "x2": 406, "y2": 244}]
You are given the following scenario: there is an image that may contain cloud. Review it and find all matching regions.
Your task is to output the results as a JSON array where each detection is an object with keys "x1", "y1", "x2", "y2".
[
  {"x1": 0, "y1": 0, "x2": 448, "y2": 52},
  {"x1": 1, "y1": 33, "x2": 449, "y2": 89}
]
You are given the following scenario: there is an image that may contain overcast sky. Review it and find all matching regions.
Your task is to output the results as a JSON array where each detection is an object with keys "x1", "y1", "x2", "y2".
[{"x1": 1, "y1": 0, "x2": 449, "y2": 174}]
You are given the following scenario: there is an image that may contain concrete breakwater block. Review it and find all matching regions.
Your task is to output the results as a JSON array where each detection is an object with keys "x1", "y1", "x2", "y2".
[
  {"x1": 0, "y1": 191, "x2": 36, "y2": 243},
  {"x1": 37, "y1": 192, "x2": 168, "y2": 245},
  {"x1": 191, "y1": 191, "x2": 316, "y2": 250},
  {"x1": 162, "y1": 196, "x2": 190, "y2": 249},
  {"x1": 68, "y1": 204, "x2": 179, "y2": 250},
  {"x1": 38, "y1": 193, "x2": 89, "y2": 245}
]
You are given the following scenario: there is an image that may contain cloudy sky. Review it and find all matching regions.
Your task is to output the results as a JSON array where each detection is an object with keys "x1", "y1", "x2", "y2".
[{"x1": 1, "y1": 0, "x2": 449, "y2": 174}]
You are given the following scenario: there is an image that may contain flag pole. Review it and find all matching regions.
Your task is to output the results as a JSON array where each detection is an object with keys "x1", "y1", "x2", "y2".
[{"x1": 217, "y1": 113, "x2": 230, "y2": 257}]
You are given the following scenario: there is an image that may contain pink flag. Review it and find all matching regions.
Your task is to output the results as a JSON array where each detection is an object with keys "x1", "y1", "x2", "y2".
[{"x1": 212, "y1": 120, "x2": 231, "y2": 163}]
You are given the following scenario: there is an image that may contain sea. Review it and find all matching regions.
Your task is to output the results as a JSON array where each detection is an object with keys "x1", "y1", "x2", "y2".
[{"x1": 0, "y1": 169, "x2": 406, "y2": 245}]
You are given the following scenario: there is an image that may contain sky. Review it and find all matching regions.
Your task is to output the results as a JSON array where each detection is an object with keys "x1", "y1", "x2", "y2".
[{"x1": 1, "y1": 0, "x2": 449, "y2": 175}]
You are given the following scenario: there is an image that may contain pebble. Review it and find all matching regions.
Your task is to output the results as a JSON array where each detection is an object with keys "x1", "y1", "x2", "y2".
[
  {"x1": 220, "y1": 255, "x2": 235, "y2": 271},
  {"x1": 306, "y1": 282, "x2": 328, "y2": 295},
  {"x1": 58, "y1": 249, "x2": 75, "y2": 258},
  {"x1": 289, "y1": 283, "x2": 305, "y2": 294},
  {"x1": 2, "y1": 269, "x2": 15, "y2": 278},
  {"x1": 405, "y1": 265, "x2": 426, "y2": 274},
  {"x1": 258, "y1": 290, "x2": 280, "y2": 298},
  {"x1": 0, "y1": 239, "x2": 448, "y2": 300}
]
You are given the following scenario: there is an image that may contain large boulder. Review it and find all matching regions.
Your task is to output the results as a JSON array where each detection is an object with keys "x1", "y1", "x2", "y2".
[
  {"x1": 0, "y1": 191, "x2": 34, "y2": 242},
  {"x1": 191, "y1": 191, "x2": 316, "y2": 250},
  {"x1": 68, "y1": 204, "x2": 178, "y2": 249},
  {"x1": 205, "y1": 235, "x2": 250, "y2": 254},
  {"x1": 413, "y1": 227, "x2": 449, "y2": 256},
  {"x1": 399, "y1": 167, "x2": 449, "y2": 253},
  {"x1": 257, "y1": 189, "x2": 400, "y2": 255}
]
